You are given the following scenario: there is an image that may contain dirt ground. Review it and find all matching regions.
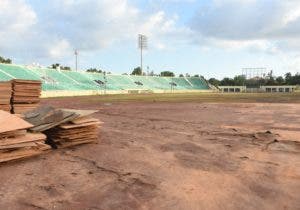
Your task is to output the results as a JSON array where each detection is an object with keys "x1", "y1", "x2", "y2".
[{"x1": 0, "y1": 95, "x2": 299, "y2": 210}]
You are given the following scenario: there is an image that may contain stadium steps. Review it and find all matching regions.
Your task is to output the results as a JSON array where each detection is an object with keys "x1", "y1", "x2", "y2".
[
  {"x1": 0, "y1": 63, "x2": 210, "y2": 92},
  {"x1": 61, "y1": 71, "x2": 101, "y2": 90},
  {"x1": 186, "y1": 77, "x2": 209, "y2": 89},
  {"x1": 172, "y1": 78, "x2": 194, "y2": 89},
  {"x1": 0, "y1": 64, "x2": 41, "y2": 80}
]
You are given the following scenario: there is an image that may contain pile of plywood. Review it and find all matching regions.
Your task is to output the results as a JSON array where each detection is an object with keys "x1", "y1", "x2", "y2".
[
  {"x1": 24, "y1": 106, "x2": 78, "y2": 132},
  {"x1": 45, "y1": 114, "x2": 101, "y2": 148},
  {"x1": 11, "y1": 79, "x2": 41, "y2": 114},
  {"x1": 24, "y1": 107, "x2": 101, "y2": 148},
  {"x1": 0, "y1": 81, "x2": 12, "y2": 112},
  {"x1": 0, "y1": 110, "x2": 50, "y2": 163}
]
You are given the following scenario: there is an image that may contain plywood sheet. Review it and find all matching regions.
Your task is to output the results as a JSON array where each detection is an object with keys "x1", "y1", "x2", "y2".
[
  {"x1": 24, "y1": 106, "x2": 79, "y2": 131},
  {"x1": 0, "y1": 110, "x2": 33, "y2": 133},
  {"x1": 61, "y1": 109, "x2": 98, "y2": 118},
  {"x1": 59, "y1": 121, "x2": 101, "y2": 129},
  {"x1": 0, "y1": 133, "x2": 46, "y2": 146},
  {"x1": 71, "y1": 117, "x2": 102, "y2": 125}
]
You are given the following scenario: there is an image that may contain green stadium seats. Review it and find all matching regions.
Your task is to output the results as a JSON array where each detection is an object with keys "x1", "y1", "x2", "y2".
[
  {"x1": 0, "y1": 64, "x2": 40, "y2": 80},
  {"x1": 186, "y1": 77, "x2": 209, "y2": 89},
  {"x1": 0, "y1": 63, "x2": 210, "y2": 92},
  {"x1": 0, "y1": 70, "x2": 13, "y2": 81},
  {"x1": 172, "y1": 78, "x2": 193, "y2": 89}
]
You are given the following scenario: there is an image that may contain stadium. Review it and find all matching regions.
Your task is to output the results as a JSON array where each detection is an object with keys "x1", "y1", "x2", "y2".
[
  {"x1": 0, "y1": 63, "x2": 212, "y2": 97},
  {"x1": 1, "y1": 62, "x2": 300, "y2": 210},
  {"x1": 0, "y1": 1, "x2": 300, "y2": 210}
]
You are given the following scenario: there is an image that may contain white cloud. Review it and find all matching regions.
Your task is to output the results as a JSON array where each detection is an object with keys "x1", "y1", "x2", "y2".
[
  {"x1": 190, "y1": 0, "x2": 300, "y2": 53},
  {"x1": 1, "y1": 0, "x2": 300, "y2": 74},
  {"x1": 0, "y1": 0, "x2": 37, "y2": 51},
  {"x1": 44, "y1": 1, "x2": 187, "y2": 51},
  {"x1": 0, "y1": 0, "x2": 186, "y2": 62},
  {"x1": 48, "y1": 39, "x2": 72, "y2": 58},
  {"x1": 0, "y1": 0, "x2": 36, "y2": 32}
]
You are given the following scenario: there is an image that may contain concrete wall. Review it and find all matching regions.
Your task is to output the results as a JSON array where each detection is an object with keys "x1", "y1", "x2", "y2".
[
  {"x1": 217, "y1": 85, "x2": 297, "y2": 93},
  {"x1": 41, "y1": 89, "x2": 214, "y2": 98},
  {"x1": 218, "y1": 86, "x2": 246, "y2": 93},
  {"x1": 260, "y1": 86, "x2": 296, "y2": 93}
]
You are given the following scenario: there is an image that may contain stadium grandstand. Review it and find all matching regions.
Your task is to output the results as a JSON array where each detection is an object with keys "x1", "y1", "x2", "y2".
[{"x1": 0, "y1": 63, "x2": 212, "y2": 97}]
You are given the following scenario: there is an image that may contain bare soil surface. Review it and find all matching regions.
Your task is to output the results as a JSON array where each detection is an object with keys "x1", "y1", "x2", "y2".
[{"x1": 0, "y1": 97, "x2": 299, "y2": 210}]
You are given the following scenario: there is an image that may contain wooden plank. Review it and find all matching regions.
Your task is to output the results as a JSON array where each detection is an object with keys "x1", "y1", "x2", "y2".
[
  {"x1": 0, "y1": 110, "x2": 33, "y2": 133},
  {"x1": 0, "y1": 142, "x2": 38, "y2": 150},
  {"x1": 71, "y1": 117, "x2": 102, "y2": 125},
  {"x1": 24, "y1": 106, "x2": 80, "y2": 131},
  {"x1": 0, "y1": 129, "x2": 27, "y2": 138},
  {"x1": 59, "y1": 121, "x2": 101, "y2": 129},
  {"x1": 12, "y1": 79, "x2": 42, "y2": 84},
  {"x1": 61, "y1": 109, "x2": 99, "y2": 118},
  {"x1": 0, "y1": 133, "x2": 46, "y2": 146},
  {"x1": 0, "y1": 147, "x2": 47, "y2": 163}
]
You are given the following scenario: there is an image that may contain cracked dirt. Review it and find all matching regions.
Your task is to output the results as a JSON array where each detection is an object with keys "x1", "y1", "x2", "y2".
[{"x1": 0, "y1": 98, "x2": 299, "y2": 210}]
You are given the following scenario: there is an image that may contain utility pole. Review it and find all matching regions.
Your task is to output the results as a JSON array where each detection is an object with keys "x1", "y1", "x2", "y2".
[
  {"x1": 103, "y1": 71, "x2": 107, "y2": 95},
  {"x1": 140, "y1": 44, "x2": 143, "y2": 74},
  {"x1": 74, "y1": 49, "x2": 78, "y2": 71},
  {"x1": 147, "y1": 66, "x2": 149, "y2": 76},
  {"x1": 138, "y1": 34, "x2": 147, "y2": 75}
]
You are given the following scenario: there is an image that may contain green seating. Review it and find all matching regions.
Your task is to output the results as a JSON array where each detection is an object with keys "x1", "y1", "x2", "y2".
[
  {"x1": 0, "y1": 70, "x2": 13, "y2": 81},
  {"x1": 172, "y1": 78, "x2": 193, "y2": 89},
  {"x1": 0, "y1": 63, "x2": 210, "y2": 91},
  {"x1": 0, "y1": 64, "x2": 40, "y2": 80},
  {"x1": 187, "y1": 77, "x2": 209, "y2": 89}
]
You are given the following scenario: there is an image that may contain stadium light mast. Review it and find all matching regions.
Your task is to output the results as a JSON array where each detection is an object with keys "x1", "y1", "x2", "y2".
[
  {"x1": 74, "y1": 49, "x2": 78, "y2": 71},
  {"x1": 138, "y1": 34, "x2": 148, "y2": 75}
]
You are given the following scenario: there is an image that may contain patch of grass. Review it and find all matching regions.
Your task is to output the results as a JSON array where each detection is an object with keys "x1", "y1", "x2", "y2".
[{"x1": 46, "y1": 92, "x2": 300, "y2": 103}]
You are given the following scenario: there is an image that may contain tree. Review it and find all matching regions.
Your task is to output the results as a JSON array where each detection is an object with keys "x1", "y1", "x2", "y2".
[
  {"x1": 49, "y1": 63, "x2": 71, "y2": 71},
  {"x1": 61, "y1": 66, "x2": 71, "y2": 71},
  {"x1": 285, "y1": 72, "x2": 292, "y2": 84},
  {"x1": 265, "y1": 76, "x2": 277, "y2": 85},
  {"x1": 50, "y1": 63, "x2": 60, "y2": 69},
  {"x1": 0, "y1": 56, "x2": 12, "y2": 64},
  {"x1": 208, "y1": 78, "x2": 220, "y2": 86},
  {"x1": 233, "y1": 75, "x2": 246, "y2": 86},
  {"x1": 276, "y1": 76, "x2": 285, "y2": 85},
  {"x1": 257, "y1": 78, "x2": 267, "y2": 86},
  {"x1": 160, "y1": 71, "x2": 175, "y2": 77},
  {"x1": 86, "y1": 68, "x2": 102, "y2": 73},
  {"x1": 284, "y1": 72, "x2": 300, "y2": 85},
  {"x1": 292, "y1": 73, "x2": 300, "y2": 85},
  {"x1": 131, "y1": 67, "x2": 142, "y2": 75},
  {"x1": 193, "y1": 74, "x2": 200, "y2": 77},
  {"x1": 185, "y1": 73, "x2": 190, "y2": 77},
  {"x1": 220, "y1": 77, "x2": 235, "y2": 86},
  {"x1": 179, "y1": 74, "x2": 184, "y2": 77}
]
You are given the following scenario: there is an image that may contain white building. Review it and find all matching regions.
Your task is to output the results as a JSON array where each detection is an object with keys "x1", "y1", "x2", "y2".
[{"x1": 218, "y1": 85, "x2": 296, "y2": 93}]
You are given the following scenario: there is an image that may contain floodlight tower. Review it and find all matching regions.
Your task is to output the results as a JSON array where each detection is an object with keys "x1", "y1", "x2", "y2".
[
  {"x1": 138, "y1": 34, "x2": 148, "y2": 75},
  {"x1": 74, "y1": 49, "x2": 78, "y2": 71}
]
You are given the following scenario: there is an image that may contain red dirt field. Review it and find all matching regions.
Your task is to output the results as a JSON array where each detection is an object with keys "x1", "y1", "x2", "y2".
[{"x1": 0, "y1": 96, "x2": 299, "y2": 210}]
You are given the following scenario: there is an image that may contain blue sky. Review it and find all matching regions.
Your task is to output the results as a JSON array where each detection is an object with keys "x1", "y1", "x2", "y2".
[{"x1": 0, "y1": 0, "x2": 300, "y2": 79}]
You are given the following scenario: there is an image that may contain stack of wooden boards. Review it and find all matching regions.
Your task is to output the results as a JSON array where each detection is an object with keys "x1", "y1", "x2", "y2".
[
  {"x1": 24, "y1": 107, "x2": 101, "y2": 148},
  {"x1": 0, "y1": 81, "x2": 11, "y2": 112},
  {"x1": 11, "y1": 79, "x2": 41, "y2": 114},
  {"x1": 0, "y1": 110, "x2": 50, "y2": 163},
  {"x1": 45, "y1": 110, "x2": 101, "y2": 148},
  {"x1": 0, "y1": 105, "x2": 101, "y2": 164}
]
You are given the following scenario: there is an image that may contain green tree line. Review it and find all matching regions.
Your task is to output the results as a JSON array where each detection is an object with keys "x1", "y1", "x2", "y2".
[
  {"x1": 0, "y1": 56, "x2": 12, "y2": 64},
  {"x1": 208, "y1": 73, "x2": 300, "y2": 86}
]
